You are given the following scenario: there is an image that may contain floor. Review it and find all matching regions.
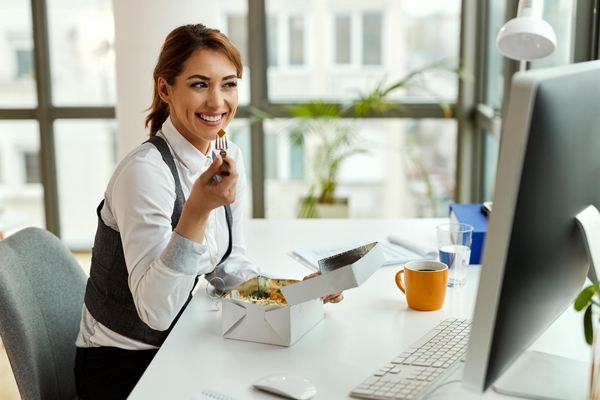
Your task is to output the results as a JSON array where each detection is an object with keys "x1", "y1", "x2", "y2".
[{"x1": 0, "y1": 251, "x2": 92, "y2": 400}]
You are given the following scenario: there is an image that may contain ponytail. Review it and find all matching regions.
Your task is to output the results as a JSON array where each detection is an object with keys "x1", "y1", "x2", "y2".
[{"x1": 145, "y1": 85, "x2": 170, "y2": 136}]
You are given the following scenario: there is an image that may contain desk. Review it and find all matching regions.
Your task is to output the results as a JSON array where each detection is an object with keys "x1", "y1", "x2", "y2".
[{"x1": 128, "y1": 219, "x2": 590, "y2": 400}]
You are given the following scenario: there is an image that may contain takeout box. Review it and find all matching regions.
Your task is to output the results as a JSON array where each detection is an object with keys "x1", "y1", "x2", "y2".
[{"x1": 221, "y1": 241, "x2": 385, "y2": 346}]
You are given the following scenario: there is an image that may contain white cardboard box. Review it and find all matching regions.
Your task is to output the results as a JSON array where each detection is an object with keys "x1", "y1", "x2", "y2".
[{"x1": 221, "y1": 242, "x2": 385, "y2": 346}]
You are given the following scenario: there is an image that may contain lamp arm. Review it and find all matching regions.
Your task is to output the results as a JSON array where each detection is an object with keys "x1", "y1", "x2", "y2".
[{"x1": 517, "y1": 0, "x2": 544, "y2": 19}]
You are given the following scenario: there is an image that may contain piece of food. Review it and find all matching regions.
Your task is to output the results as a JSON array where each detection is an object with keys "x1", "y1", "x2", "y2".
[
  {"x1": 217, "y1": 129, "x2": 226, "y2": 138},
  {"x1": 225, "y1": 277, "x2": 299, "y2": 306}
]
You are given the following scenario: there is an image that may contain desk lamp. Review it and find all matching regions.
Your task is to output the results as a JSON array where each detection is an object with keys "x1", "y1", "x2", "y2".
[{"x1": 496, "y1": 0, "x2": 556, "y2": 61}]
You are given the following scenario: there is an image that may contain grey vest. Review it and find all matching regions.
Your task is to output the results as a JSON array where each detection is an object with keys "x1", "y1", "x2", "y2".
[{"x1": 84, "y1": 135, "x2": 233, "y2": 347}]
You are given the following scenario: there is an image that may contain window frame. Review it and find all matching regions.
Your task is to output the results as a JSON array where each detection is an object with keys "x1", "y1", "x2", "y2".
[{"x1": 2, "y1": 0, "x2": 522, "y2": 239}]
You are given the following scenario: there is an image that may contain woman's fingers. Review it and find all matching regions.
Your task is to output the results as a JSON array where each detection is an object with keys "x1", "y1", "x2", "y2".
[
  {"x1": 323, "y1": 292, "x2": 344, "y2": 304},
  {"x1": 303, "y1": 271, "x2": 321, "y2": 280}
]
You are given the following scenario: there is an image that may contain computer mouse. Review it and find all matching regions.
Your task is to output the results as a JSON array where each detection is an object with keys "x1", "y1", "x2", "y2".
[{"x1": 252, "y1": 374, "x2": 317, "y2": 400}]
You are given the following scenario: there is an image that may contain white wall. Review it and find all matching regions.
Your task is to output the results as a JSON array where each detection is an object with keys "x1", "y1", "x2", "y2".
[{"x1": 112, "y1": 0, "x2": 221, "y2": 159}]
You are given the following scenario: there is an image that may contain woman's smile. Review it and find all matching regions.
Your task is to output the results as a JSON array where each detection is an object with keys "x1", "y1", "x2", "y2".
[{"x1": 195, "y1": 112, "x2": 227, "y2": 127}]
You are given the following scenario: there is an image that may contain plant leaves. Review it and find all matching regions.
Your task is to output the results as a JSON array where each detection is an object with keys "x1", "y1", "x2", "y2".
[
  {"x1": 575, "y1": 282, "x2": 600, "y2": 311},
  {"x1": 585, "y1": 304, "x2": 594, "y2": 345}
]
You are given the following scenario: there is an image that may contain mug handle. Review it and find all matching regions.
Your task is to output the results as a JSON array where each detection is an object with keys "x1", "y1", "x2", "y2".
[{"x1": 395, "y1": 269, "x2": 406, "y2": 293}]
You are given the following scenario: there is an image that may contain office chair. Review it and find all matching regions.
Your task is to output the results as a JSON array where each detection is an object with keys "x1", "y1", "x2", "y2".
[{"x1": 0, "y1": 227, "x2": 86, "y2": 400}]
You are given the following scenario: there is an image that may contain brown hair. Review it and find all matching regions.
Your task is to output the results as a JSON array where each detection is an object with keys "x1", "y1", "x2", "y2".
[{"x1": 145, "y1": 24, "x2": 243, "y2": 136}]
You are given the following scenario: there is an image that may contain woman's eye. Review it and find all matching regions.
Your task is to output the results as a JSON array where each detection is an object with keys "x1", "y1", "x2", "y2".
[
  {"x1": 191, "y1": 82, "x2": 208, "y2": 88},
  {"x1": 224, "y1": 82, "x2": 238, "y2": 88}
]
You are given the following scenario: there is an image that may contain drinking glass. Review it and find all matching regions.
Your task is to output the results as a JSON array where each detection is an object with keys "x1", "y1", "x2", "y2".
[{"x1": 436, "y1": 223, "x2": 473, "y2": 288}]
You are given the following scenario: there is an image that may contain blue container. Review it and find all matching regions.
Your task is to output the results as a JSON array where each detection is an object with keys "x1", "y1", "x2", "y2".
[{"x1": 449, "y1": 204, "x2": 488, "y2": 265}]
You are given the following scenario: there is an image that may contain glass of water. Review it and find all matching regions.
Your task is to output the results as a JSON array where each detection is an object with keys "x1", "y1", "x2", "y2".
[{"x1": 436, "y1": 223, "x2": 473, "y2": 288}]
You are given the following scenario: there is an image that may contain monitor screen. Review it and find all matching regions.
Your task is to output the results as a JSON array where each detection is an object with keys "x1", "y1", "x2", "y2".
[{"x1": 463, "y1": 60, "x2": 600, "y2": 392}]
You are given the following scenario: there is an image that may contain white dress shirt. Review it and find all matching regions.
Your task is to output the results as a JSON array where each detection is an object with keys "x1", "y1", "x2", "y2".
[{"x1": 75, "y1": 117, "x2": 260, "y2": 350}]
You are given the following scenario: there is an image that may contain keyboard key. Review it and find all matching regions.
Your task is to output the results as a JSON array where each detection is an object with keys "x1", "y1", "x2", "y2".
[
  {"x1": 352, "y1": 388, "x2": 375, "y2": 396},
  {"x1": 375, "y1": 371, "x2": 387, "y2": 376},
  {"x1": 391, "y1": 358, "x2": 406, "y2": 364},
  {"x1": 364, "y1": 377, "x2": 380, "y2": 385},
  {"x1": 402, "y1": 356, "x2": 418, "y2": 364},
  {"x1": 413, "y1": 361, "x2": 433, "y2": 367},
  {"x1": 432, "y1": 361, "x2": 445, "y2": 368}
]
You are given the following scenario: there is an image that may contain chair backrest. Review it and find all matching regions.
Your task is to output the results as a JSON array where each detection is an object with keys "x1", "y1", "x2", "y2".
[{"x1": 0, "y1": 227, "x2": 87, "y2": 400}]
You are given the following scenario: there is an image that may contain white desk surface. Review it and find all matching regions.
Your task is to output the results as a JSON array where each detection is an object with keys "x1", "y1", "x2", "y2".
[{"x1": 128, "y1": 218, "x2": 590, "y2": 400}]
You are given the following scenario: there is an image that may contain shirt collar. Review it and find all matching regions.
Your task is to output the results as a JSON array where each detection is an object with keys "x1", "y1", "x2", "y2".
[{"x1": 160, "y1": 116, "x2": 213, "y2": 175}]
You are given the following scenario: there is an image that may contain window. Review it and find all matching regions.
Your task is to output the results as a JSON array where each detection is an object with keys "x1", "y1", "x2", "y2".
[
  {"x1": 267, "y1": 16, "x2": 278, "y2": 67},
  {"x1": 267, "y1": 2, "x2": 461, "y2": 103},
  {"x1": 227, "y1": 15, "x2": 248, "y2": 66},
  {"x1": 263, "y1": 118, "x2": 457, "y2": 219},
  {"x1": 54, "y1": 119, "x2": 117, "y2": 248},
  {"x1": 335, "y1": 15, "x2": 351, "y2": 64},
  {"x1": 0, "y1": 120, "x2": 45, "y2": 232},
  {"x1": 16, "y1": 49, "x2": 34, "y2": 78},
  {"x1": 0, "y1": 0, "x2": 37, "y2": 108},
  {"x1": 289, "y1": 16, "x2": 304, "y2": 65},
  {"x1": 362, "y1": 13, "x2": 382, "y2": 65},
  {"x1": 23, "y1": 152, "x2": 40, "y2": 184},
  {"x1": 222, "y1": 13, "x2": 250, "y2": 106},
  {"x1": 47, "y1": 0, "x2": 117, "y2": 106}
]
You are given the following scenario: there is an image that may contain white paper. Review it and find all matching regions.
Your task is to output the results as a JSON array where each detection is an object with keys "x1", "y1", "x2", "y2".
[{"x1": 290, "y1": 237, "x2": 437, "y2": 271}]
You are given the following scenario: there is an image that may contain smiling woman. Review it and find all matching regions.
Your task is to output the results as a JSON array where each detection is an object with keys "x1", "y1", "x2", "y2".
[{"x1": 72, "y1": 24, "x2": 259, "y2": 400}]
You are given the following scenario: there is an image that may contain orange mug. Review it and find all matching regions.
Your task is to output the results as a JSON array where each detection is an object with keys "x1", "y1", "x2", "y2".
[{"x1": 395, "y1": 260, "x2": 448, "y2": 311}]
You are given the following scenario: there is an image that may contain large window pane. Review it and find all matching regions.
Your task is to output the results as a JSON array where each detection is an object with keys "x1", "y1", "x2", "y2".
[
  {"x1": 47, "y1": 0, "x2": 116, "y2": 106},
  {"x1": 335, "y1": 15, "x2": 351, "y2": 64},
  {"x1": 483, "y1": 131, "x2": 500, "y2": 202},
  {"x1": 289, "y1": 16, "x2": 305, "y2": 65},
  {"x1": 486, "y1": 0, "x2": 505, "y2": 112},
  {"x1": 0, "y1": 120, "x2": 45, "y2": 236},
  {"x1": 0, "y1": 0, "x2": 37, "y2": 108},
  {"x1": 227, "y1": 118, "x2": 252, "y2": 218},
  {"x1": 54, "y1": 119, "x2": 117, "y2": 248},
  {"x1": 362, "y1": 13, "x2": 382, "y2": 65},
  {"x1": 220, "y1": 6, "x2": 250, "y2": 106},
  {"x1": 528, "y1": 0, "x2": 575, "y2": 70},
  {"x1": 266, "y1": 0, "x2": 461, "y2": 103},
  {"x1": 263, "y1": 118, "x2": 457, "y2": 218}
]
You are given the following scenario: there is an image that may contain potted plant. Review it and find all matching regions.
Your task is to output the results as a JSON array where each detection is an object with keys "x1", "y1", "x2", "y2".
[
  {"x1": 254, "y1": 60, "x2": 469, "y2": 218},
  {"x1": 575, "y1": 283, "x2": 600, "y2": 398}
]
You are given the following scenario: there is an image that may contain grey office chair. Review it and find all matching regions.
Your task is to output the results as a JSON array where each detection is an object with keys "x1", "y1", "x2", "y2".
[{"x1": 0, "y1": 227, "x2": 86, "y2": 400}]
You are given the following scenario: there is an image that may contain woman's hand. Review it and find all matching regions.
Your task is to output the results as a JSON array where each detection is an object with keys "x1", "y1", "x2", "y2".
[
  {"x1": 175, "y1": 154, "x2": 238, "y2": 243},
  {"x1": 302, "y1": 271, "x2": 344, "y2": 304}
]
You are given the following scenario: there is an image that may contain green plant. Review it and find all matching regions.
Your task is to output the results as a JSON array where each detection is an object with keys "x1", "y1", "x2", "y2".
[
  {"x1": 575, "y1": 283, "x2": 600, "y2": 344},
  {"x1": 254, "y1": 59, "x2": 469, "y2": 218}
]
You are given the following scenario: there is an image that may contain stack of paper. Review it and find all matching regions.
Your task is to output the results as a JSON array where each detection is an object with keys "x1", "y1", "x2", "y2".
[{"x1": 290, "y1": 236, "x2": 437, "y2": 271}]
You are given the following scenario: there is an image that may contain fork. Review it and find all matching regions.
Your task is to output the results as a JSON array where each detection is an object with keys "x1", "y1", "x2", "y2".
[{"x1": 215, "y1": 130, "x2": 230, "y2": 176}]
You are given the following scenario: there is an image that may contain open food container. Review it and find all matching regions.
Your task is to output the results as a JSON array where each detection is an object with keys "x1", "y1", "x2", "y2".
[{"x1": 221, "y1": 241, "x2": 385, "y2": 346}]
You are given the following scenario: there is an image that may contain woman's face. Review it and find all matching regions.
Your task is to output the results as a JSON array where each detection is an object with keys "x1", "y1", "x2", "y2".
[{"x1": 158, "y1": 48, "x2": 239, "y2": 154}]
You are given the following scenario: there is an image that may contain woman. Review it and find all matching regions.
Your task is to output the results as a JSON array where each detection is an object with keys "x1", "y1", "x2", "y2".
[{"x1": 74, "y1": 24, "x2": 342, "y2": 400}]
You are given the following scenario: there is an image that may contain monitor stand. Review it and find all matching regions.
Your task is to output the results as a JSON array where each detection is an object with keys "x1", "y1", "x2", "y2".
[
  {"x1": 492, "y1": 205, "x2": 600, "y2": 400},
  {"x1": 492, "y1": 351, "x2": 589, "y2": 400}
]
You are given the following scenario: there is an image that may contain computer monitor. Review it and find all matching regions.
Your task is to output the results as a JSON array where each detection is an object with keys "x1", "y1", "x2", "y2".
[{"x1": 463, "y1": 60, "x2": 600, "y2": 396}]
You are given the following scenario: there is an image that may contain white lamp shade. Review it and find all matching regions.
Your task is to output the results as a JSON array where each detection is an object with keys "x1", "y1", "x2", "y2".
[{"x1": 496, "y1": 17, "x2": 557, "y2": 61}]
